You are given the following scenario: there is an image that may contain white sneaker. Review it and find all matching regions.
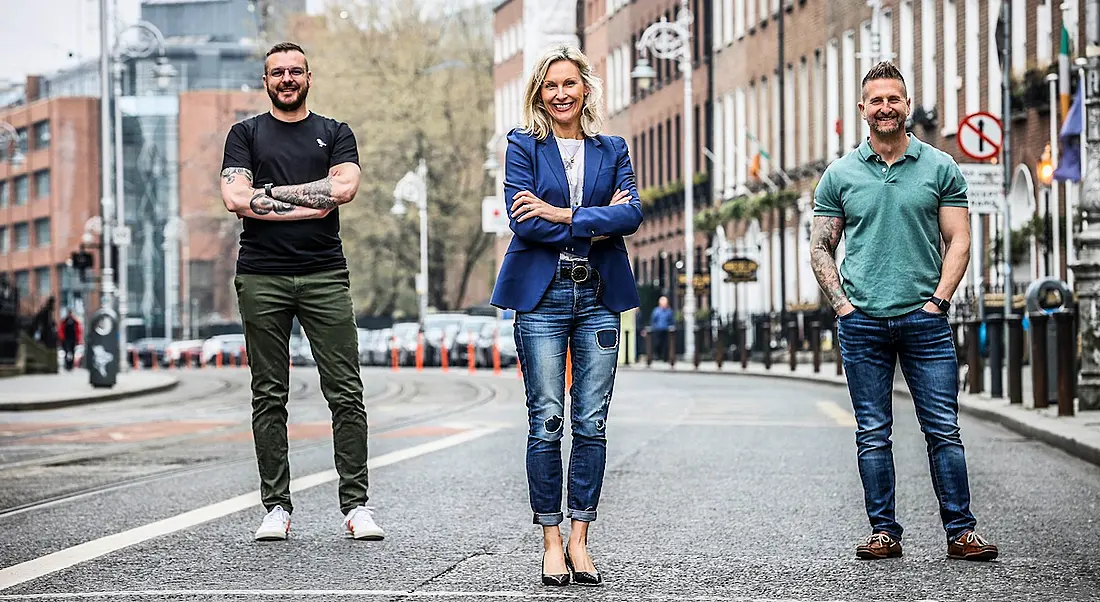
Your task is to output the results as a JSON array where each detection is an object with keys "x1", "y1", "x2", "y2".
[
  {"x1": 344, "y1": 505, "x2": 385, "y2": 540},
  {"x1": 254, "y1": 505, "x2": 291, "y2": 541}
]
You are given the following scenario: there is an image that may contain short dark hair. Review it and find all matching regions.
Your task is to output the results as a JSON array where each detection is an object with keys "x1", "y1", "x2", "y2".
[
  {"x1": 861, "y1": 61, "x2": 906, "y2": 97},
  {"x1": 265, "y1": 42, "x2": 308, "y2": 72}
]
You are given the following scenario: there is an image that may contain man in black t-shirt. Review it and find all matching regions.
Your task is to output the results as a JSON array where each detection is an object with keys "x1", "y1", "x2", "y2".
[{"x1": 220, "y1": 42, "x2": 383, "y2": 542}]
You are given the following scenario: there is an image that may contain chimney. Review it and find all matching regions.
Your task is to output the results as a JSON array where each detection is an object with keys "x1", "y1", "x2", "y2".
[{"x1": 24, "y1": 76, "x2": 42, "y2": 102}]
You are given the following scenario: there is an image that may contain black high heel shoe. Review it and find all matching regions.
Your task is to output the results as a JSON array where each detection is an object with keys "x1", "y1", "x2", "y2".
[
  {"x1": 541, "y1": 551, "x2": 570, "y2": 586},
  {"x1": 564, "y1": 550, "x2": 602, "y2": 586}
]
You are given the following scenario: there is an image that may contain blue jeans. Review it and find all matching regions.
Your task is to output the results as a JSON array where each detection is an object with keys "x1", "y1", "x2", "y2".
[
  {"x1": 515, "y1": 264, "x2": 620, "y2": 526},
  {"x1": 837, "y1": 307, "x2": 977, "y2": 542}
]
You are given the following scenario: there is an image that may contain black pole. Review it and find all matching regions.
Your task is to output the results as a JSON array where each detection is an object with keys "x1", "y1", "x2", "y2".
[
  {"x1": 1029, "y1": 311, "x2": 1049, "y2": 409},
  {"x1": 966, "y1": 318, "x2": 984, "y2": 394},
  {"x1": 1006, "y1": 314, "x2": 1023, "y2": 404},
  {"x1": 777, "y1": 0, "x2": 787, "y2": 322},
  {"x1": 988, "y1": 312, "x2": 1004, "y2": 398},
  {"x1": 1055, "y1": 309, "x2": 1076, "y2": 417}
]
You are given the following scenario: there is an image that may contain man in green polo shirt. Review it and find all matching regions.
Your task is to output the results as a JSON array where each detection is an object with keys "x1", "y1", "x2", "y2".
[{"x1": 810, "y1": 62, "x2": 998, "y2": 562}]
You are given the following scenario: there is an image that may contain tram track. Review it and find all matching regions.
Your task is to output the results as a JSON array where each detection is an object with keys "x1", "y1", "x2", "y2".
[{"x1": 0, "y1": 374, "x2": 506, "y2": 521}]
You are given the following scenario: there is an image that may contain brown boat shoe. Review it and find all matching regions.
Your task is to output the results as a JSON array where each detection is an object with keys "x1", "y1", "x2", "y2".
[
  {"x1": 856, "y1": 532, "x2": 903, "y2": 560},
  {"x1": 947, "y1": 530, "x2": 999, "y2": 561}
]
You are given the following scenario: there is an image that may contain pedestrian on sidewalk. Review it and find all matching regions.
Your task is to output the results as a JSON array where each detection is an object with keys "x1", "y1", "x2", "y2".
[
  {"x1": 490, "y1": 44, "x2": 643, "y2": 587},
  {"x1": 219, "y1": 42, "x2": 383, "y2": 543},
  {"x1": 648, "y1": 295, "x2": 674, "y2": 363},
  {"x1": 809, "y1": 61, "x2": 998, "y2": 562},
  {"x1": 58, "y1": 309, "x2": 81, "y2": 371}
]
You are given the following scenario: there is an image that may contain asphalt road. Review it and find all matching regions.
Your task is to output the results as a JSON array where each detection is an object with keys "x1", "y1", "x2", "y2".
[{"x1": 0, "y1": 366, "x2": 1097, "y2": 601}]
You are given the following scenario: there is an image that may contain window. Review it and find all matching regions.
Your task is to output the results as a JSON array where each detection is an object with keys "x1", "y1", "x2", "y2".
[
  {"x1": 35, "y1": 267, "x2": 51, "y2": 299},
  {"x1": 965, "y1": 0, "x2": 980, "y2": 114},
  {"x1": 900, "y1": 1, "x2": 915, "y2": 93},
  {"x1": 713, "y1": 96, "x2": 724, "y2": 192},
  {"x1": 32, "y1": 121, "x2": 49, "y2": 151},
  {"x1": 921, "y1": 0, "x2": 938, "y2": 111},
  {"x1": 814, "y1": 50, "x2": 826, "y2": 161},
  {"x1": 735, "y1": 88, "x2": 747, "y2": 185},
  {"x1": 34, "y1": 170, "x2": 49, "y2": 198},
  {"x1": 14, "y1": 271, "x2": 29, "y2": 300},
  {"x1": 713, "y1": 0, "x2": 725, "y2": 49},
  {"x1": 0, "y1": 180, "x2": 7, "y2": 208},
  {"x1": 1037, "y1": 0, "x2": 1053, "y2": 66},
  {"x1": 988, "y1": 0, "x2": 1003, "y2": 118},
  {"x1": 798, "y1": 59, "x2": 810, "y2": 167},
  {"x1": 0, "y1": 226, "x2": 7, "y2": 254},
  {"x1": 14, "y1": 222, "x2": 29, "y2": 250},
  {"x1": 723, "y1": 93, "x2": 735, "y2": 193},
  {"x1": 842, "y1": 32, "x2": 857, "y2": 151},
  {"x1": 15, "y1": 127, "x2": 27, "y2": 155},
  {"x1": 785, "y1": 64, "x2": 795, "y2": 169},
  {"x1": 734, "y1": 0, "x2": 745, "y2": 38},
  {"x1": 827, "y1": 40, "x2": 840, "y2": 159},
  {"x1": 1012, "y1": 0, "x2": 1026, "y2": 74},
  {"x1": 14, "y1": 175, "x2": 28, "y2": 206},
  {"x1": 860, "y1": 22, "x2": 872, "y2": 140},
  {"x1": 942, "y1": 0, "x2": 959, "y2": 135},
  {"x1": 34, "y1": 218, "x2": 50, "y2": 247}
]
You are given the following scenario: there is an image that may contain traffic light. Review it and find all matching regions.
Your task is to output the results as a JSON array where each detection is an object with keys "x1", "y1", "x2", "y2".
[
  {"x1": 1037, "y1": 144, "x2": 1054, "y2": 186},
  {"x1": 70, "y1": 250, "x2": 94, "y2": 281}
]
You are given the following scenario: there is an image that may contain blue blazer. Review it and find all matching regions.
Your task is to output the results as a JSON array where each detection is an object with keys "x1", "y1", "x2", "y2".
[{"x1": 490, "y1": 128, "x2": 644, "y2": 313}]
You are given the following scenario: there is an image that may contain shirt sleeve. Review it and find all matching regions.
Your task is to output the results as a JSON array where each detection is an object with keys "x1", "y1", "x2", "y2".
[
  {"x1": 940, "y1": 160, "x2": 969, "y2": 207},
  {"x1": 221, "y1": 122, "x2": 252, "y2": 171},
  {"x1": 330, "y1": 122, "x2": 359, "y2": 167},
  {"x1": 812, "y1": 168, "x2": 844, "y2": 218}
]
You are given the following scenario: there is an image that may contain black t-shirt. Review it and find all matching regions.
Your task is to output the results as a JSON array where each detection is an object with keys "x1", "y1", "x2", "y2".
[{"x1": 221, "y1": 112, "x2": 359, "y2": 275}]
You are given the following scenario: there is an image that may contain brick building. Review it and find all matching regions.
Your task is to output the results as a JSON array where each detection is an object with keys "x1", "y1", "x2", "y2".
[
  {"x1": 0, "y1": 81, "x2": 102, "y2": 317},
  {"x1": 494, "y1": 0, "x2": 1082, "y2": 328}
]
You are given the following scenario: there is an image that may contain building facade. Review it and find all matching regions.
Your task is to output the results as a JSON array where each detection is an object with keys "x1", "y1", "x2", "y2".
[{"x1": 494, "y1": 0, "x2": 1082, "y2": 333}]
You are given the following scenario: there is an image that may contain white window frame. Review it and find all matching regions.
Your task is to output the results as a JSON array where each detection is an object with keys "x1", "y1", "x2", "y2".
[
  {"x1": 724, "y1": 93, "x2": 735, "y2": 194},
  {"x1": 842, "y1": 31, "x2": 857, "y2": 152},
  {"x1": 1037, "y1": 0, "x2": 1053, "y2": 67},
  {"x1": 988, "y1": 0, "x2": 1003, "y2": 118},
  {"x1": 921, "y1": 0, "x2": 937, "y2": 112},
  {"x1": 735, "y1": 0, "x2": 746, "y2": 38},
  {"x1": 814, "y1": 50, "x2": 826, "y2": 161},
  {"x1": 900, "y1": 1, "x2": 915, "y2": 94},
  {"x1": 942, "y1": 0, "x2": 959, "y2": 136},
  {"x1": 859, "y1": 21, "x2": 872, "y2": 140},
  {"x1": 785, "y1": 64, "x2": 795, "y2": 169},
  {"x1": 1012, "y1": 0, "x2": 1026, "y2": 75},
  {"x1": 965, "y1": 0, "x2": 980, "y2": 114},
  {"x1": 735, "y1": 88, "x2": 747, "y2": 186},
  {"x1": 826, "y1": 40, "x2": 840, "y2": 160},
  {"x1": 798, "y1": 59, "x2": 810, "y2": 167}
]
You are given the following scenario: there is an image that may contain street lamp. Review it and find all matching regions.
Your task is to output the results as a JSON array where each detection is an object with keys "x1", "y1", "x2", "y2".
[
  {"x1": 110, "y1": 19, "x2": 174, "y2": 360},
  {"x1": 632, "y1": 0, "x2": 698, "y2": 361},
  {"x1": 0, "y1": 122, "x2": 25, "y2": 166},
  {"x1": 392, "y1": 159, "x2": 429, "y2": 325}
]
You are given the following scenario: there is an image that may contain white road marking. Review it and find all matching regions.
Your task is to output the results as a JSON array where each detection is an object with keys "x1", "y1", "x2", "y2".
[
  {"x1": 0, "y1": 590, "x2": 914, "y2": 601},
  {"x1": 816, "y1": 401, "x2": 857, "y2": 428},
  {"x1": 0, "y1": 427, "x2": 500, "y2": 592}
]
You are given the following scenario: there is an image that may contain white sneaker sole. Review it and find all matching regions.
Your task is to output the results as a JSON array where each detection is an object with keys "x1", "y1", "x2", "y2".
[
  {"x1": 255, "y1": 528, "x2": 289, "y2": 541},
  {"x1": 346, "y1": 528, "x2": 385, "y2": 541}
]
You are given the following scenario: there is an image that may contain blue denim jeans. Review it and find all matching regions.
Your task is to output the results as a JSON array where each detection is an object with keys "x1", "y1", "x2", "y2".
[
  {"x1": 515, "y1": 263, "x2": 620, "y2": 526},
  {"x1": 837, "y1": 307, "x2": 977, "y2": 542}
]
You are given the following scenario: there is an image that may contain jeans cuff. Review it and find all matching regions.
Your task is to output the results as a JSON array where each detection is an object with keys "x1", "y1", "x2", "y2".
[
  {"x1": 567, "y1": 508, "x2": 597, "y2": 522},
  {"x1": 533, "y1": 512, "x2": 564, "y2": 526}
]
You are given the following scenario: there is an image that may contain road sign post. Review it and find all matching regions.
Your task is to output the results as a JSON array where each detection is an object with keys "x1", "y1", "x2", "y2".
[
  {"x1": 481, "y1": 196, "x2": 509, "y2": 234},
  {"x1": 957, "y1": 112, "x2": 1003, "y2": 161}
]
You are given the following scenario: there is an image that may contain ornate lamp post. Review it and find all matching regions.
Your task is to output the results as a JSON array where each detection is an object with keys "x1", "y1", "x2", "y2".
[{"x1": 392, "y1": 159, "x2": 430, "y2": 325}]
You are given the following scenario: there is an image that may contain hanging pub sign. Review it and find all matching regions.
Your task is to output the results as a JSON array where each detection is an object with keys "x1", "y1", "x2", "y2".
[
  {"x1": 722, "y1": 257, "x2": 759, "y2": 283},
  {"x1": 677, "y1": 273, "x2": 712, "y2": 290}
]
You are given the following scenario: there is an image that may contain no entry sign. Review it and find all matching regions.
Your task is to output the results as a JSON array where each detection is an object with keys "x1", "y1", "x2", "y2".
[{"x1": 957, "y1": 112, "x2": 1003, "y2": 161}]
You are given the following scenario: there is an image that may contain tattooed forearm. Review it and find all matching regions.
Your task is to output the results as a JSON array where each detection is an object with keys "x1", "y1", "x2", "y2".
[
  {"x1": 249, "y1": 191, "x2": 296, "y2": 215},
  {"x1": 270, "y1": 177, "x2": 339, "y2": 210},
  {"x1": 221, "y1": 167, "x2": 252, "y2": 185},
  {"x1": 809, "y1": 216, "x2": 851, "y2": 312}
]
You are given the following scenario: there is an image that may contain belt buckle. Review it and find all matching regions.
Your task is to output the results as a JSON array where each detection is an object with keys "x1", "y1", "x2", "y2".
[{"x1": 569, "y1": 264, "x2": 590, "y2": 283}]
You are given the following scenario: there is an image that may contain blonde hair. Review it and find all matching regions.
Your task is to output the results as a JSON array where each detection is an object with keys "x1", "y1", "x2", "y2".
[{"x1": 521, "y1": 44, "x2": 604, "y2": 140}]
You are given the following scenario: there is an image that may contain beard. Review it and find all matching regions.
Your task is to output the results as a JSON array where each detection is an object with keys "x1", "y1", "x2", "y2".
[
  {"x1": 868, "y1": 112, "x2": 905, "y2": 135},
  {"x1": 267, "y1": 82, "x2": 309, "y2": 112}
]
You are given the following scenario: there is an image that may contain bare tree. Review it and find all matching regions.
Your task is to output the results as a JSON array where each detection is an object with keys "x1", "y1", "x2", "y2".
[{"x1": 293, "y1": 0, "x2": 496, "y2": 318}]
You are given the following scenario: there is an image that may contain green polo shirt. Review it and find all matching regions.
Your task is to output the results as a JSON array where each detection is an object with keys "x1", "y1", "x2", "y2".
[{"x1": 813, "y1": 134, "x2": 969, "y2": 318}]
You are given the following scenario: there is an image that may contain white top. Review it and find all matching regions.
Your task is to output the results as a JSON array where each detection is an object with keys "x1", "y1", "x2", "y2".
[{"x1": 556, "y1": 137, "x2": 585, "y2": 262}]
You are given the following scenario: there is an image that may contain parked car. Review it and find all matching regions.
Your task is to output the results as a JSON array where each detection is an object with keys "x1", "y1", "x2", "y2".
[
  {"x1": 422, "y1": 313, "x2": 466, "y2": 366},
  {"x1": 476, "y1": 320, "x2": 517, "y2": 367},
  {"x1": 357, "y1": 328, "x2": 372, "y2": 365},
  {"x1": 130, "y1": 337, "x2": 170, "y2": 368},
  {"x1": 449, "y1": 316, "x2": 496, "y2": 366},
  {"x1": 368, "y1": 328, "x2": 393, "y2": 366},
  {"x1": 162, "y1": 339, "x2": 204, "y2": 367},
  {"x1": 202, "y1": 334, "x2": 247, "y2": 366},
  {"x1": 390, "y1": 322, "x2": 420, "y2": 366}
]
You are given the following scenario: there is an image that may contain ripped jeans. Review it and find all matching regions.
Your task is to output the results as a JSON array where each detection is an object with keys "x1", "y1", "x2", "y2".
[{"x1": 515, "y1": 263, "x2": 620, "y2": 526}]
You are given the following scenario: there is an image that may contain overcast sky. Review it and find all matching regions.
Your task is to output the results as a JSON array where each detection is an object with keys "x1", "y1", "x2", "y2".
[{"x1": 0, "y1": 0, "x2": 335, "y2": 84}]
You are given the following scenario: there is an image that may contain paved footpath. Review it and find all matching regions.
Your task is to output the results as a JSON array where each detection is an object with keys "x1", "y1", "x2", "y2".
[
  {"x1": 0, "y1": 370, "x2": 179, "y2": 411},
  {"x1": 626, "y1": 359, "x2": 1100, "y2": 468}
]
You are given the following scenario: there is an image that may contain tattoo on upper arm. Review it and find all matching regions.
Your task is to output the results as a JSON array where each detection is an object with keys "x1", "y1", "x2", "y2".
[
  {"x1": 249, "y1": 191, "x2": 295, "y2": 215},
  {"x1": 221, "y1": 167, "x2": 252, "y2": 185}
]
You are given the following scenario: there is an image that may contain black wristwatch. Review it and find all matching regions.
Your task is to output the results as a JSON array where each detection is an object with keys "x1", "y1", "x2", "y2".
[
  {"x1": 929, "y1": 296, "x2": 950, "y2": 312},
  {"x1": 264, "y1": 183, "x2": 274, "y2": 198}
]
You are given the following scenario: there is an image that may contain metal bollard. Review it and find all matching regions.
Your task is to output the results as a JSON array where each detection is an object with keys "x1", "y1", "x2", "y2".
[
  {"x1": 762, "y1": 315, "x2": 772, "y2": 370},
  {"x1": 810, "y1": 318, "x2": 822, "y2": 373},
  {"x1": 1029, "y1": 312, "x2": 1049, "y2": 409},
  {"x1": 1054, "y1": 309, "x2": 1076, "y2": 417},
  {"x1": 715, "y1": 322, "x2": 725, "y2": 369},
  {"x1": 787, "y1": 317, "x2": 798, "y2": 372},
  {"x1": 1005, "y1": 314, "x2": 1023, "y2": 405},
  {"x1": 739, "y1": 321, "x2": 748, "y2": 369},
  {"x1": 693, "y1": 323, "x2": 702, "y2": 369},
  {"x1": 668, "y1": 328, "x2": 677, "y2": 368},
  {"x1": 987, "y1": 313, "x2": 1004, "y2": 398},
  {"x1": 645, "y1": 330, "x2": 653, "y2": 367},
  {"x1": 965, "y1": 319, "x2": 983, "y2": 394},
  {"x1": 834, "y1": 321, "x2": 843, "y2": 376}
]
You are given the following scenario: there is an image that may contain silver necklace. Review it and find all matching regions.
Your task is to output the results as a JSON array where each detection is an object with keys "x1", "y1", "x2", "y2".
[{"x1": 558, "y1": 138, "x2": 582, "y2": 169}]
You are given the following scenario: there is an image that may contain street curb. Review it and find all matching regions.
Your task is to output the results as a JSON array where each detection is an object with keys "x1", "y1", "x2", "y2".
[
  {"x1": 0, "y1": 378, "x2": 181, "y2": 412},
  {"x1": 625, "y1": 365, "x2": 1100, "y2": 468}
]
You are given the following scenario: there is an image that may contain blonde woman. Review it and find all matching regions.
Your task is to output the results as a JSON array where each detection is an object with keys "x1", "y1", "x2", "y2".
[{"x1": 490, "y1": 44, "x2": 643, "y2": 587}]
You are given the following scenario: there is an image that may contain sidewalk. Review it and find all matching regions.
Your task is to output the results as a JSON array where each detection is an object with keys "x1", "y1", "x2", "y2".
[
  {"x1": 0, "y1": 370, "x2": 180, "y2": 411},
  {"x1": 625, "y1": 359, "x2": 1100, "y2": 468}
]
